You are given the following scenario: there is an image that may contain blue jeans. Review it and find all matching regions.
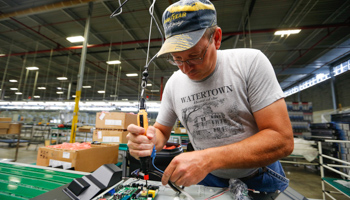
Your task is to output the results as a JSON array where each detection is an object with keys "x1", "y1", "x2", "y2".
[{"x1": 198, "y1": 161, "x2": 289, "y2": 193}]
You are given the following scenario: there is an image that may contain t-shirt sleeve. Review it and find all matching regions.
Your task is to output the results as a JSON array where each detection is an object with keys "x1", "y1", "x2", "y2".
[
  {"x1": 247, "y1": 51, "x2": 285, "y2": 112},
  {"x1": 156, "y1": 77, "x2": 178, "y2": 127}
]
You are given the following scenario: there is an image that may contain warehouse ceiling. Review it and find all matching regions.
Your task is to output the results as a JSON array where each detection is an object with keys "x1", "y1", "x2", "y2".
[{"x1": 0, "y1": 0, "x2": 349, "y2": 102}]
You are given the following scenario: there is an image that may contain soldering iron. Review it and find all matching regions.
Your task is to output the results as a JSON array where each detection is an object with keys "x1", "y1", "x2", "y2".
[{"x1": 137, "y1": 97, "x2": 151, "y2": 186}]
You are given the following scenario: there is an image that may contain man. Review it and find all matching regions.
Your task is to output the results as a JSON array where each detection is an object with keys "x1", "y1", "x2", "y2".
[{"x1": 127, "y1": 0, "x2": 294, "y2": 195}]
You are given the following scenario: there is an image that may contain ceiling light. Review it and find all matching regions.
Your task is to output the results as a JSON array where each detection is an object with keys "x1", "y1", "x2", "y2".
[
  {"x1": 57, "y1": 77, "x2": 68, "y2": 80},
  {"x1": 126, "y1": 73, "x2": 138, "y2": 77},
  {"x1": 56, "y1": 91, "x2": 64, "y2": 94},
  {"x1": 97, "y1": 90, "x2": 105, "y2": 94},
  {"x1": 10, "y1": 88, "x2": 18, "y2": 90},
  {"x1": 34, "y1": 96, "x2": 40, "y2": 98},
  {"x1": 15, "y1": 92, "x2": 22, "y2": 95},
  {"x1": 38, "y1": 87, "x2": 46, "y2": 90},
  {"x1": 66, "y1": 36, "x2": 85, "y2": 43},
  {"x1": 106, "y1": 60, "x2": 121, "y2": 65},
  {"x1": 274, "y1": 29, "x2": 301, "y2": 37},
  {"x1": 151, "y1": 90, "x2": 159, "y2": 92},
  {"x1": 83, "y1": 86, "x2": 91, "y2": 88},
  {"x1": 9, "y1": 80, "x2": 17, "y2": 82},
  {"x1": 57, "y1": 87, "x2": 62, "y2": 90},
  {"x1": 72, "y1": 95, "x2": 76, "y2": 98},
  {"x1": 26, "y1": 66, "x2": 39, "y2": 70},
  {"x1": 147, "y1": 83, "x2": 152, "y2": 86},
  {"x1": 0, "y1": 54, "x2": 5, "y2": 56},
  {"x1": 110, "y1": 95, "x2": 118, "y2": 97}
]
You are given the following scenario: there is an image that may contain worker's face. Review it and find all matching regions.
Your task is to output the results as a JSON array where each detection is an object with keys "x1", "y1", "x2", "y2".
[{"x1": 170, "y1": 28, "x2": 221, "y2": 81}]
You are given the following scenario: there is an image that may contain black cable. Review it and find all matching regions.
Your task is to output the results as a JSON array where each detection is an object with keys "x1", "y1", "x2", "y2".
[
  {"x1": 110, "y1": 0, "x2": 130, "y2": 18},
  {"x1": 149, "y1": 171, "x2": 182, "y2": 193}
]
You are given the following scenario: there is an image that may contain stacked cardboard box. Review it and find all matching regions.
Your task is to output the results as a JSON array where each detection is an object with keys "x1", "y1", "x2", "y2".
[
  {"x1": 173, "y1": 120, "x2": 187, "y2": 134},
  {"x1": 93, "y1": 112, "x2": 137, "y2": 144},
  {"x1": 36, "y1": 143, "x2": 119, "y2": 172},
  {"x1": 0, "y1": 117, "x2": 22, "y2": 134}
]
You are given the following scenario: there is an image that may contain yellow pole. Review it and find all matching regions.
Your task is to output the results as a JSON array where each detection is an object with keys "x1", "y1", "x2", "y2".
[
  {"x1": 70, "y1": 90, "x2": 81, "y2": 143},
  {"x1": 69, "y1": 2, "x2": 93, "y2": 143}
]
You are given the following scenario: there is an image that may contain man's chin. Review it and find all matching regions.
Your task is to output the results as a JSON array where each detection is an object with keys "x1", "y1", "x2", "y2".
[{"x1": 186, "y1": 72, "x2": 200, "y2": 80}]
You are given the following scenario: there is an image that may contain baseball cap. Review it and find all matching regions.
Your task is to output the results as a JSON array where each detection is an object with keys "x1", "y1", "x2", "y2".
[{"x1": 157, "y1": 0, "x2": 217, "y2": 57}]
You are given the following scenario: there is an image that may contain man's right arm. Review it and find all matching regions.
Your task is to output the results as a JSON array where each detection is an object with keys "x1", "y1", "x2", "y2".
[{"x1": 153, "y1": 122, "x2": 173, "y2": 152}]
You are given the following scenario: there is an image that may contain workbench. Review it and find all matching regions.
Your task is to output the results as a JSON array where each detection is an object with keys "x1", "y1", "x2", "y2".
[{"x1": 0, "y1": 162, "x2": 88, "y2": 200}]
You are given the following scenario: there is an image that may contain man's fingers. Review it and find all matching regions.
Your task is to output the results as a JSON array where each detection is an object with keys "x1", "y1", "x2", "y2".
[
  {"x1": 129, "y1": 149, "x2": 153, "y2": 159},
  {"x1": 127, "y1": 124, "x2": 146, "y2": 135},
  {"x1": 162, "y1": 161, "x2": 177, "y2": 185},
  {"x1": 146, "y1": 126, "x2": 156, "y2": 140},
  {"x1": 128, "y1": 142, "x2": 153, "y2": 151}
]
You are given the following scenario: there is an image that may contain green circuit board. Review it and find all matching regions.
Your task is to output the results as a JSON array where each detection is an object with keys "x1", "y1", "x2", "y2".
[{"x1": 98, "y1": 184, "x2": 159, "y2": 200}]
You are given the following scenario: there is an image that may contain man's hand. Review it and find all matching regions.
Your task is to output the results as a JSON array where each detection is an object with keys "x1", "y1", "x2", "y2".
[
  {"x1": 161, "y1": 150, "x2": 212, "y2": 187},
  {"x1": 127, "y1": 124, "x2": 156, "y2": 160}
]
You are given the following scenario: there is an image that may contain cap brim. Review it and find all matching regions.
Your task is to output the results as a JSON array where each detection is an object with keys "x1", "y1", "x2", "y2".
[{"x1": 157, "y1": 28, "x2": 207, "y2": 57}]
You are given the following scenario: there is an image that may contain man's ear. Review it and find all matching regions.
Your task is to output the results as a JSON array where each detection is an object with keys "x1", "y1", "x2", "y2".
[{"x1": 214, "y1": 27, "x2": 222, "y2": 50}]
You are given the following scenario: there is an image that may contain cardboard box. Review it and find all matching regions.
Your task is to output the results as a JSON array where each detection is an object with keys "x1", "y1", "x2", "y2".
[
  {"x1": 95, "y1": 112, "x2": 137, "y2": 129},
  {"x1": 36, "y1": 144, "x2": 119, "y2": 172},
  {"x1": 0, "y1": 122, "x2": 10, "y2": 129},
  {"x1": 7, "y1": 123, "x2": 22, "y2": 134},
  {"x1": 0, "y1": 117, "x2": 12, "y2": 122},
  {"x1": 93, "y1": 130, "x2": 128, "y2": 144},
  {"x1": 0, "y1": 129, "x2": 7, "y2": 134},
  {"x1": 174, "y1": 127, "x2": 187, "y2": 134},
  {"x1": 78, "y1": 126, "x2": 94, "y2": 132}
]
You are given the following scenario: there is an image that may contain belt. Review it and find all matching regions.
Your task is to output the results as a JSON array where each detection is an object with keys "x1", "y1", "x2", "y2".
[{"x1": 239, "y1": 167, "x2": 267, "y2": 181}]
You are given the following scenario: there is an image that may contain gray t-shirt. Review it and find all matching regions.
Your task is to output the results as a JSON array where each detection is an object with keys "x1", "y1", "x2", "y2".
[{"x1": 156, "y1": 48, "x2": 284, "y2": 179}]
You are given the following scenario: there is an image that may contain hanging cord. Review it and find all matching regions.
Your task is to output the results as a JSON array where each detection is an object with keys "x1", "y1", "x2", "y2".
[
  {"x1": 110, "y1": 0, "x2": 127, "y2": 18},
  {"x1": 140, "y1": 0, "x2": 164, "y2": 100},
  {"x1": 110, "y1": 0, "x2": 164, "y2": 100}
]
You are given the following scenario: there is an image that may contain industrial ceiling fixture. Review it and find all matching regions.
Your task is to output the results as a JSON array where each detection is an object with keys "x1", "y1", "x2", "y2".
[
  {"x1": 37, "y1": 87, "x2": 46, "y2": 90},
  {"x1": 126, "y1": 73, "x2": 138, "y2": 77},
  {"x1": 56, "y1": 91, "x2": 64, "y2": 94},
  {"x1": 26, "y1": 66, "x2": 39, "y2": 70},
  {"x1": 9, "y1": 80, "x2": 17, "y2": 82},
  {"x1": 66, "y1": 36, "x2": 85, "y2": 43},
  {"x1": 274, "y1": 29, "x2": 301, "y2": 37},
  {"x1": 106, "y1": 60, "x2": 121, "y2": 65},
  {"x1": 83, "y1": 86, "x2": 92, "y2": 88},
  {"x1": 97, "y1": 90, "x2": 105, "y2": 93},
  {"x1": 57, "y1": 77, "x2": 68, "y2": 80}
]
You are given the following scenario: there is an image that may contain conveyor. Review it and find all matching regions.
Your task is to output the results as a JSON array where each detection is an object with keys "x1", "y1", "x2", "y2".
[
  {"x1": 0, "y1": 162, "x2": 88, "y2": 200},
  {"x1": 1, "y1": 162, "x2": 307, "y2": 200}
]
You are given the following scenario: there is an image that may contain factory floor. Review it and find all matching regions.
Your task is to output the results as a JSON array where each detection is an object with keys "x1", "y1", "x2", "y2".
[{"x1": 0, "y1": 143, "x2": 347, "y2": 200}]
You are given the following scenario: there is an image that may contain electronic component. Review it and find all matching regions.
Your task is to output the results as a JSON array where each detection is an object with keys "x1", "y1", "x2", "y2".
[
  {"x1": 148, "y1": 190, "x2": 156, "y2": 198},
  {"x1": 107, "y1": 183, "x2": 158, "y2": 200}
]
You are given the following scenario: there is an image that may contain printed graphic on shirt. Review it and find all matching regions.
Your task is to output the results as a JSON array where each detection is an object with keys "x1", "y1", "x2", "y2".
[{"x1": 180, "y1": 95, "x2": 244, "y2": 149}]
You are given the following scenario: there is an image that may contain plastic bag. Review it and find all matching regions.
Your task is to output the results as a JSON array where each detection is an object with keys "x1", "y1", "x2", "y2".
[{"x1": 229, "y1": 178, "x2": 252, "y2": 200}]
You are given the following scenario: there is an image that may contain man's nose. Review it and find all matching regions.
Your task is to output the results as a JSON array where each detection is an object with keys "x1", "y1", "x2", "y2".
[{"x1": 182, "y1": 61, "x2": 193, "y2": 73}]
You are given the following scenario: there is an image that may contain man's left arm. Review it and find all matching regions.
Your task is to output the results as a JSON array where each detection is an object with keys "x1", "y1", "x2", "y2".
[{"x1": 162, "y1": 98, "x2": 294, "y2": 186}]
